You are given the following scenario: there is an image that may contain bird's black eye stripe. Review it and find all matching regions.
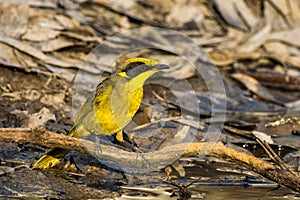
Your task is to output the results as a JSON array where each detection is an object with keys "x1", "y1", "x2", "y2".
[
  {"x1": 127, "y1": 64, "x2": 151, "y2": 77},
  {"x1": 121, "y1": 61, "x2": 154, "y2": 78},
  {"x1": 123, "y1": 62, "x2": 145, "y2": 73}
]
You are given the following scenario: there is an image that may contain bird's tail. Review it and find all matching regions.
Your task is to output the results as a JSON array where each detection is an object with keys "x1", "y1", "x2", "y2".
[
  {"x1": 32, "y1": 148, "x2": 70, "y2": 169},
  {"x1": 33, "y1": 127, "x2": 78, "y2": 169}
]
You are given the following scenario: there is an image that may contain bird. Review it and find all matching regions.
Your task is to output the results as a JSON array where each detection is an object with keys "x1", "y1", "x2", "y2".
[{"x1": 33, "y1": 57, "x2": 169, "y2": 169}]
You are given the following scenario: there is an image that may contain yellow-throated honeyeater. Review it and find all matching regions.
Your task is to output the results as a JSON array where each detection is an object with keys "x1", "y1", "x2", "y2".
[{"x1": 33, "y1": 58, "x2": 169, "y2": 169}]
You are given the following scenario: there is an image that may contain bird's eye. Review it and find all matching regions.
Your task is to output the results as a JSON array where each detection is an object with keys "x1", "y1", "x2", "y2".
[
  {"x1": 127, "y1": 69, "x2": 137, "y2": 77},
  {"x1": 124, "y1": 62, "x2": 145, "y2": 73},
  {"x1": 120, "y1": 61, "x2": 150, "y2": 78},
  {"x1": 139, "y1": 65, "x2": 146, "y2": 70}
]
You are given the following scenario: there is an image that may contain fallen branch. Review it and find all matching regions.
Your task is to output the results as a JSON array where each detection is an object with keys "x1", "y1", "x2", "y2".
[{"x1": 0, "y1": 127, "x2": 299, "y2": 192}]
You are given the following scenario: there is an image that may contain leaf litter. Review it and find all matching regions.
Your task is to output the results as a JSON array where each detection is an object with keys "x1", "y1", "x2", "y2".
[{"x1": 0, "y1": 0, "x2": 299, "y2": 199}]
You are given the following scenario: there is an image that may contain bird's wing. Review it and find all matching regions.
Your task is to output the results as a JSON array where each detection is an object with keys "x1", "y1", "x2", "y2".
[{"x1": 73, "y1": 78, "x2": 110, "y2": 126}]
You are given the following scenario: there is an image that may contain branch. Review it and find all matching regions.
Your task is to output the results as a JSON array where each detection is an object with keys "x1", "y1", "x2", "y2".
[{"x1": 0, "y1": 127, "x2": 299, "y2": 192}]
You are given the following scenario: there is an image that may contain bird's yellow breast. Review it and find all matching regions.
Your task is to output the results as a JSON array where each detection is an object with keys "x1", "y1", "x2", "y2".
[
  {"x1": 89, "y1": 69, "x2": 158, "y2": 136},
  {"x1": 94, "y1": 85, "x2": 143, "y2": 135}
]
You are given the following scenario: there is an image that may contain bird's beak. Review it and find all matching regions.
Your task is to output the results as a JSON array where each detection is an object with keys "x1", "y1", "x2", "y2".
[{"x1": 153, "y1": 64, "x2": 170, "y2": 71}]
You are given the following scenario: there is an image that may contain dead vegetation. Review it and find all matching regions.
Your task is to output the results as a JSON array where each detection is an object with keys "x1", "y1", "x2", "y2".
[{"x1": 0, "y1": 0, "x2": 300, "y2": 199}]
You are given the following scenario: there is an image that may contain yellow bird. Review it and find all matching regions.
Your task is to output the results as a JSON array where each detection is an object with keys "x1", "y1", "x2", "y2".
[{"x1": 33, "y1": 58, "x2": 169, "y2": 169}]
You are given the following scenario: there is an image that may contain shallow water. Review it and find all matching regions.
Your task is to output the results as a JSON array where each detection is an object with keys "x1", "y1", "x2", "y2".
[{"x1": 119, "y1": 184, "x2": 299, "y2": 200}]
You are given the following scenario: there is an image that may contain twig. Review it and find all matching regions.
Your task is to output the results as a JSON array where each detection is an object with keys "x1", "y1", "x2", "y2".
[
  {"x1": 256, "y1": 138, "x2": 300, "y2": 178},
  {"x1": 0, "y1": 127, "x2": 300, "y2": 192}
]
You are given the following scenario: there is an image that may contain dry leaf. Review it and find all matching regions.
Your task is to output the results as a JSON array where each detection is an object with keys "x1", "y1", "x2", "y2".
[
  {"x1": 238, "y1": 24, "x2": 271, "y2": 53},
  {"x1": 166, "y1": 4, "x2": 204, "y2": 29},
  {"x1": 232, "y1": 73, "x2": 280, "y2": 104},
  {"x1": 0, "y1": 1, "x2": 29, "y2": 38},
  {"x1": 286, "y1": 56, "x2": 300, "y2": 69},
  {"x1": 44, "y1": 65, "x2": 76, "y2": 82},
  {"x1": 172, "y1": 162, "x2": 186, "y2": 177},
  {"x1": 41, "y1": 37, "x2": 76, "y2": 52},
  {"x1": 264, "y1": 42, "x2": 289, "y2": 60},
  {"x1": 267, "y1": 0, "x2": 300, "y2": 26},
  {"x1": 22, "y1": 107, "x2": 56, "y2": 128},
  {"x1": 40, "y1": 92, "x2": 66, "y2": 110},
  {"x1": 212, "y1": 0, "x2": 259, "y2": 31},
  {"x1": 268, "y1": 26, "x2": 300, "y2": 47},
  {"x1": 0, "y1": 166, "x2": 15, "y2": 175},
  {"x1": 289, "y1": 0, "x2": 300, "y2": 24},
  {"x1": 22, "y1": 27, "x2": 60, "y2": 42},
  {"x1": 0, "y1": 42, "x2": 21, "y2": 67},
  {"x1": 252, "y1": 130, "x2": 274, "y2": 144},
  {"x1": 150, "y1": 55, "x2": 195, "y2": 79},
  {"x1": 54, "y1": 14, "x2": 80, "y2": 30},
  {"x1": 14, "y1": 50, "x2": 39, "y2": 69},
  {"x1": 61, "y1": 31, "x2": 101, "y2": 43},
  {"x1": 264, "y1": 0, "x2": 289, "y2": 30},
  {"x1": 26, "y1": 0, "x2": 57, "y2": 8},
  {"x1": 0, "y1": 35, "x2": 75, "y2": 68}
]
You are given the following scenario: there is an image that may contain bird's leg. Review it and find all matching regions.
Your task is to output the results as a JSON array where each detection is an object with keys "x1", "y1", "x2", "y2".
[
  {"x1": 95, "y1": 136, "x2": 102, "y2": 155},
  {"x1": 122, "y1": 131, "x2": 150, "y2": 168},
  {"x1": 134, "y1": 147, "x2": 149, "y2": 169}
]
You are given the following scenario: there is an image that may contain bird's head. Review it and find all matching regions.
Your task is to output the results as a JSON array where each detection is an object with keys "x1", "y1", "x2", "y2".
[{"x1": 116, "y1": 58, "x2": 169, "y2": 81}]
